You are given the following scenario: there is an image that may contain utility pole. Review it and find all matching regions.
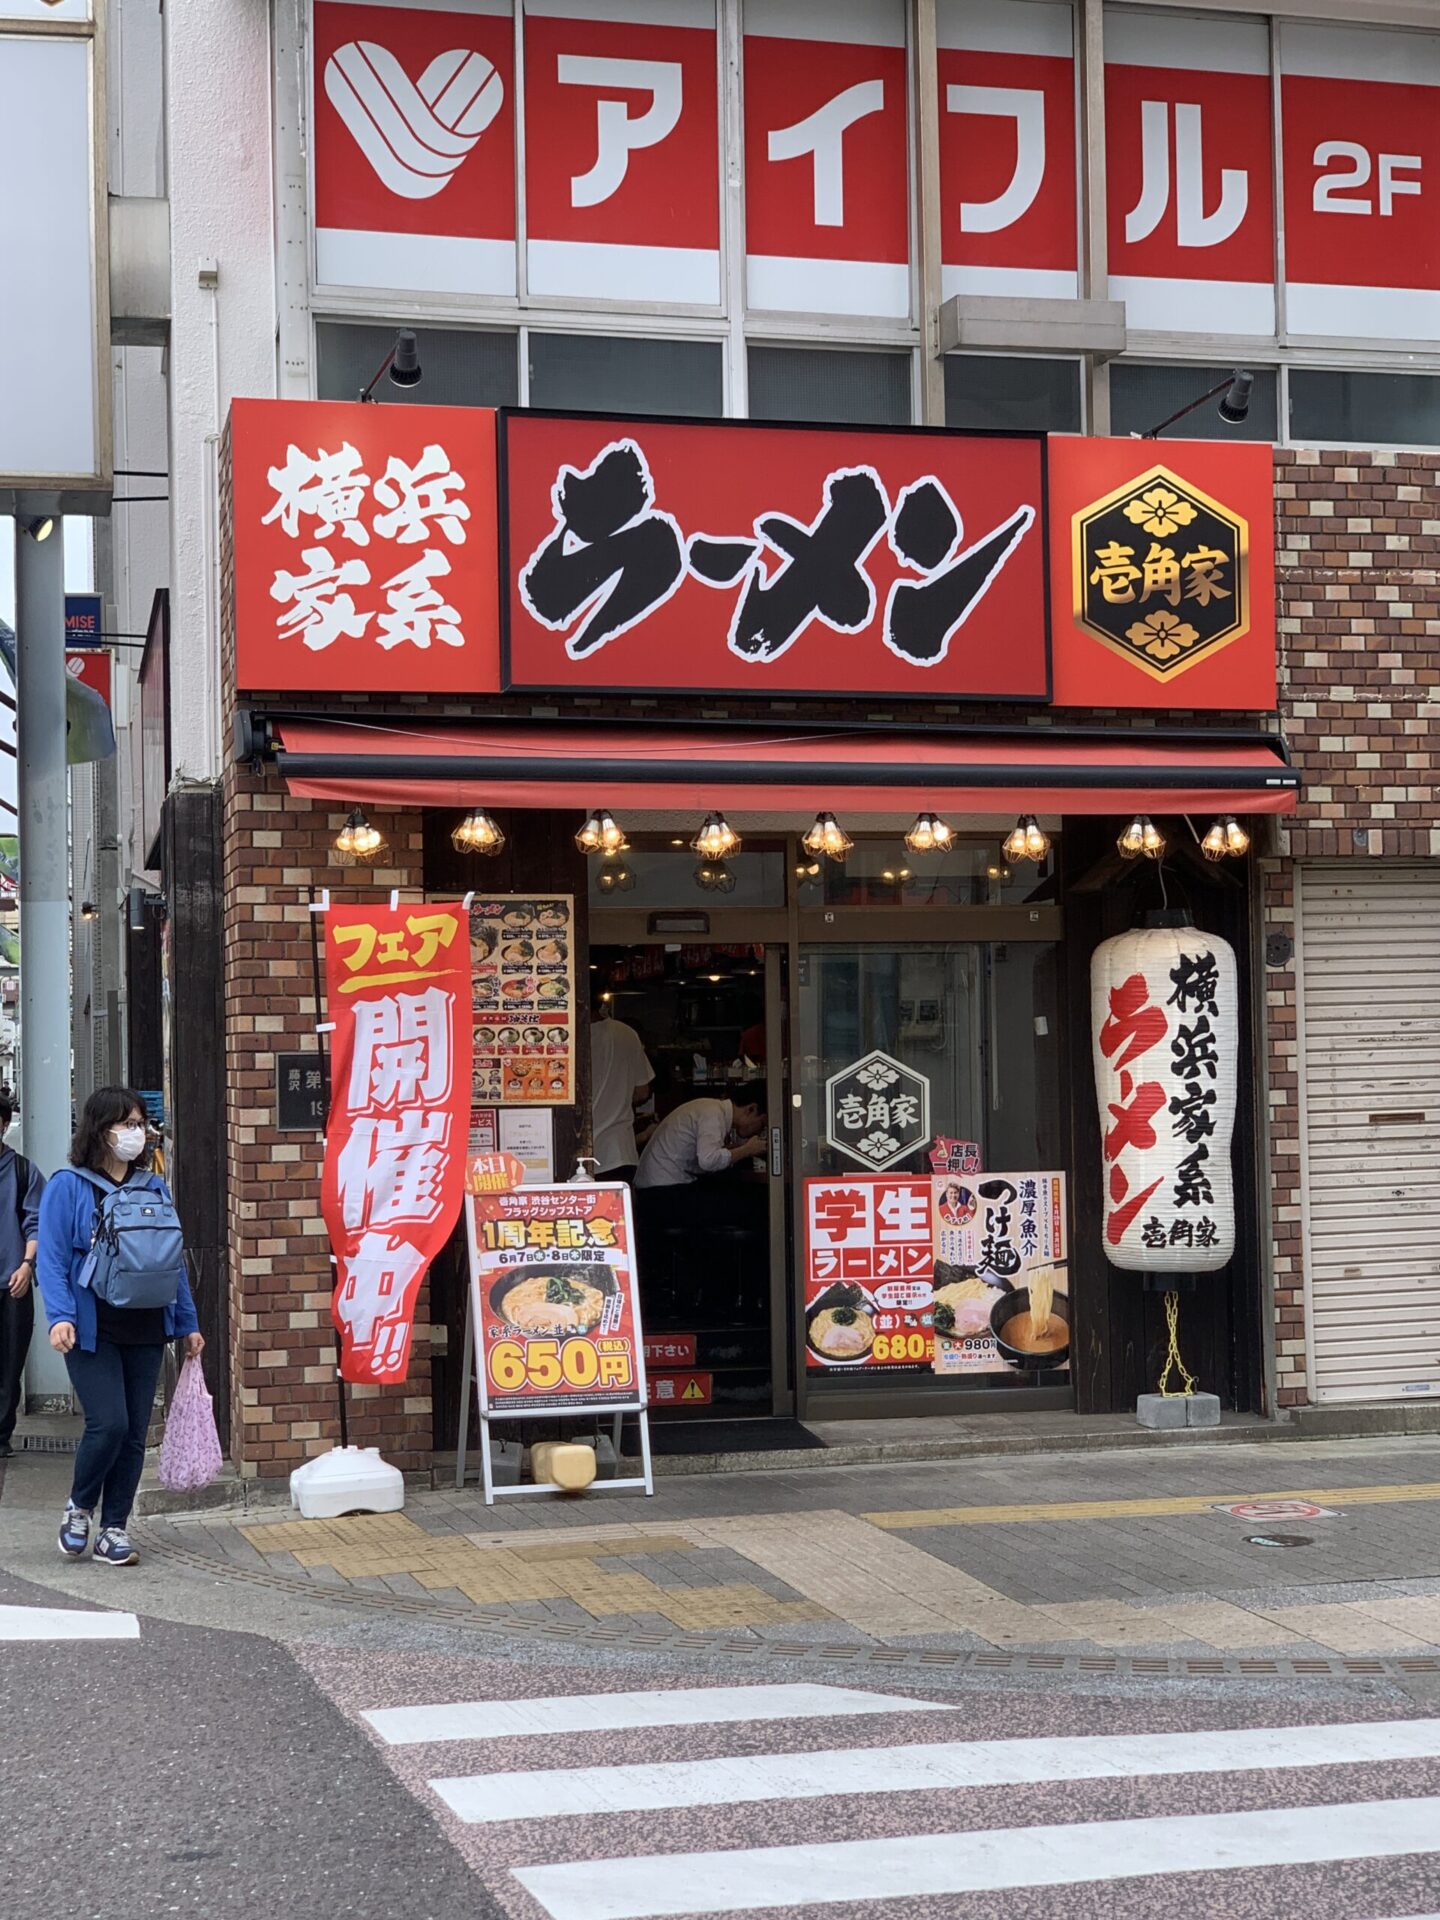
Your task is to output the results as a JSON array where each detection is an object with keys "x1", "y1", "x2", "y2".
[{"x1": 14, "y1": 512, "x2": 72, "y2": 1402}]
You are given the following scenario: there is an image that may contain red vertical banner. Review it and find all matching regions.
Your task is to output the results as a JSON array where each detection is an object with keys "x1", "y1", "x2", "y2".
[
  {"x1": 312, "y1": 0, "x2": 517, "y2": 296},
  {"x1": 743, "y1": 0, "x2": 910, "y2": 318},
  {"x1": 1104, "y1": 10, "x2": 1274, "y2": 336},
  {"x1": 322, "y1": 901, "x2": 474, "y2": 1384},
  {"x1": 937, "y1": 0, "x2": 1079, "y2": 303},
  {"x1": 1280, "y1": 22, "x2": 1440, "y2": 341},
  {"x1": 522, "y1": 0, "x2": 721, "y2": 304}
]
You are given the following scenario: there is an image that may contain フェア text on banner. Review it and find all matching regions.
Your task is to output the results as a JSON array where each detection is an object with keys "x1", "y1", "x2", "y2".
[{"x1": 321, "y1": 901, "x2": 474, "y2": 1383}]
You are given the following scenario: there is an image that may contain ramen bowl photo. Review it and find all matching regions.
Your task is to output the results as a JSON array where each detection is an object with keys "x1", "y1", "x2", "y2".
[
  {"x1": 805, "y1": 1282, "x2": 879, "y2": 1366},
  {"x1": 990, "y1": 1282, "x2": 1071, "y2": 1370},
  {"x1": 489, "y1": 1262, "x2": 616, "y2": 1335}
]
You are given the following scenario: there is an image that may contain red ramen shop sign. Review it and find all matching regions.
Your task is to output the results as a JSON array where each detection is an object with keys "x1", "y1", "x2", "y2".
[{"x1": 500, "y1": 412, "x2": 1047, "y2": 700}]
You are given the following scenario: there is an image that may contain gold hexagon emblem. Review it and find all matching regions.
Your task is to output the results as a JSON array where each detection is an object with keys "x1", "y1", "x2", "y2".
[{"x1": 1072, "y1": 464, "x2": 1250, "y2": 682}]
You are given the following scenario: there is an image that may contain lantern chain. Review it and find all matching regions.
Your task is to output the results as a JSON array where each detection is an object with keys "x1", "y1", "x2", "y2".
[{"x1": 1157, "y1": 1288, "x2": 1197, "y2": 1398}]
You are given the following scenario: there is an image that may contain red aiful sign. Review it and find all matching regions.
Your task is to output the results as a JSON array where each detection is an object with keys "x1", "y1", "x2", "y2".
[
  {"x1": 322, "y1": 900, "x2": 473, "y2": 1385},
  {"x1": 501, "y1": 412, "x2": 1049, "y2": 700},
  {"x1": 230, "y1": 397, "x2": 499, "y2": 694}
]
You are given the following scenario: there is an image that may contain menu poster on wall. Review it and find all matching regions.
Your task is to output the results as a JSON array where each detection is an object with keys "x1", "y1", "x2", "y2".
[
  {"x1": 932, "y1": 1171, "x2": 1067, "y2": 1377},
  {"x1": 466, "y1": 1182, "x2": 646, "y2": 1415},
  {"x1": 804, "y1": 1176, "x2": 934, "y2": 1373},
  {"x1": 470, "y1": 896, "x2": 575, "y2": 1106}
]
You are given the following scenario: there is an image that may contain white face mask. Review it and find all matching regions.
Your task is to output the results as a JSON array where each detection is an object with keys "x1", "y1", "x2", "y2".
[{"x1": 109, "y1": 1124, "x2": 147, "y2": 1163}]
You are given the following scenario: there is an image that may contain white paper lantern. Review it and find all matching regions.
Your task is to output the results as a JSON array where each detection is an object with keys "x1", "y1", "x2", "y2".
[{"x1": 1090, "y1": 923, "x2": 1238, "y2": 1273}]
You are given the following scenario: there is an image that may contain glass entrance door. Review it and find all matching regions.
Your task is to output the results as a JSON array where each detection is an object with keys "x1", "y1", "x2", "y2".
[
  {"x1": 590, "y1": 938, "x2": 788, "y2": 1416},
  {"x1": 795, "y1": 936, "x2": 1064, "y2": 1413}
]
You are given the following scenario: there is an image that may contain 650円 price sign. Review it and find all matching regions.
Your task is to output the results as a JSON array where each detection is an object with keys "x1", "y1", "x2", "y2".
[{"x1": 465, "y1": 1182, "x2": 648, "y2": 1415}]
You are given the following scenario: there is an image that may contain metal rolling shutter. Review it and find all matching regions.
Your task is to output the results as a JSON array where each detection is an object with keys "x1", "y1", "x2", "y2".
[{"x1": 1299, "y1": 866, "x2": 1440, "y2": 1402}]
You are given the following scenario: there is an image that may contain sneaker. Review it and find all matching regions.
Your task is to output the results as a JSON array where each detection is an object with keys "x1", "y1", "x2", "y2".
[
  {"x1": 58, "y1": 1503, "x2": 92, "y2": 1558},
  {"x1": 92, "y1": 1528, "x2": 139, "y2": 1567}
]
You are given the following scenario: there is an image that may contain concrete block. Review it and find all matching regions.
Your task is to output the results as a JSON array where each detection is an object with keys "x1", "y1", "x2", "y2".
[
  {"x1": 1185, "y1": 1392, "x2": 1222, "y2": 1428},
  {"x1": 487, "y1": 1435, "x2": 523, "y2": 1486},
  {"x1": 1136, "y1": 1393, "x2": 1187, "y2": 1430}
]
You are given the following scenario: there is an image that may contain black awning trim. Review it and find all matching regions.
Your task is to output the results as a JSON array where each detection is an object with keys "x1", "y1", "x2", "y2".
[{"x1": 274, "y1": 749, "x2": 1300, "y2": 791}]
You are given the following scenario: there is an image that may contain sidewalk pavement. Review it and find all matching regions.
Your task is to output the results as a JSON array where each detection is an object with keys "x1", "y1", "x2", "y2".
[{"x1": 131, "y1": 1433, "x2": 1440, "y2": 1672}]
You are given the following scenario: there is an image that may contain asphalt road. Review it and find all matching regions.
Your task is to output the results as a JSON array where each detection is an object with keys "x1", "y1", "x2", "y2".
[{"x1": 0, "y1": 1561, "x2": 500, "y2": 1920}]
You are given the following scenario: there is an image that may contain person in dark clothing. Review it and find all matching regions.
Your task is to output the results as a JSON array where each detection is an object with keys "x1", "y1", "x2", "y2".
[
  {"x1": 0, "y1": 1092, "x2": 44, "y2": 1458},
  {"x1": 36, "y1": 1086, "x2": 201, "y2": 1566}
]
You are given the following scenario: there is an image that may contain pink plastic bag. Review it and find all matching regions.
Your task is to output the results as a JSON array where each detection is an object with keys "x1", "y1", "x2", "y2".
[{"x1": 157, "y1": 1355, "x2": 224, "y2": 1492}]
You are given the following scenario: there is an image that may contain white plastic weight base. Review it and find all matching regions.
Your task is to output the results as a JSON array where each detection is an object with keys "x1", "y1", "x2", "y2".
[{"x1": 289, "y1": 1445, "x2": 405, "y2": 1520}]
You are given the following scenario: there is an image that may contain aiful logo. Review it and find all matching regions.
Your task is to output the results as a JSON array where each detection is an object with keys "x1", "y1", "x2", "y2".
[{"x1": 324, "y1": 40, "x2": 504, "y2": 201}]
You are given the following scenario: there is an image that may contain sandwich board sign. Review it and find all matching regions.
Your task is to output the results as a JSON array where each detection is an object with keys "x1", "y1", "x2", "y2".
[{"x1": 459, "y1": 1163, "x2": 653, "y2": 1504}]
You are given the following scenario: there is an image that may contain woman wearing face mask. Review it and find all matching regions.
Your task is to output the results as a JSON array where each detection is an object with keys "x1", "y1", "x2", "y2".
[{"x1": 36, "y1": 1086, "x2": 202, "y2": 1566}]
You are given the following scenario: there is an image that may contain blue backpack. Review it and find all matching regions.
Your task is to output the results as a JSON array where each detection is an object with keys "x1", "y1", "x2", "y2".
[{"x1": 76, "y1": 1168, "x2": 184, "y2": 1311}]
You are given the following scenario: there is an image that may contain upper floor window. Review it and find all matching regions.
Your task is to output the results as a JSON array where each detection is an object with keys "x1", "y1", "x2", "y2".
[
  {"x1": 946, "y1": 355, "x2": 1082, "y2": 434},
  {"x1": 527, "y1": 333, "x2": 723, "y2": 417},
  {"x1": 1109, "y1": 362, "x2": 1278, "y2": 442},
  {"x1": 747, "y1": 346, "x2": 911, "y2": 426},
  {"x1": 315, "y1": 322, "x2": 518, "y2": 407},
  {"x1": 1289, "y1": 369, "x2": 1440, "y2": 450}
]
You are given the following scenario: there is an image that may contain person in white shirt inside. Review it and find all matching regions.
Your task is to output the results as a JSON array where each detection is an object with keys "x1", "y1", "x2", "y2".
[
  {"x1": 635, "y1": 1084, "x2": 768, "y2": 1192},
  {"x1": 589, "y1": 993, "x2": 654, "y2": 1182}
]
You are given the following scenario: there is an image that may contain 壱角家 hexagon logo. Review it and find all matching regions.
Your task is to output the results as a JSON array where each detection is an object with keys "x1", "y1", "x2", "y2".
[
  {"x1": 1072, "y1": 464, "x2": 1249, "y2": 682},
  {"x1": 825, "y1": 1050, "x2": 930, "y2": 1173}
]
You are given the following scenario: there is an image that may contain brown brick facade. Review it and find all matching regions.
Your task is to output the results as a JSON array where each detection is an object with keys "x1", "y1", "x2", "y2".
[{"x1": 1263, "y1": 447, "x2": 1440, "y2": 1407}]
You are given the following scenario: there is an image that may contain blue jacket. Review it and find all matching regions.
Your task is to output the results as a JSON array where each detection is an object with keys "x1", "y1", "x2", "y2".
[
  {"x1": 36, "y1": 1166, "x2": 200, "y2": 1352},
  {"x1": 0, "y1": 1146, "x2": 44, "y2": 1276}
]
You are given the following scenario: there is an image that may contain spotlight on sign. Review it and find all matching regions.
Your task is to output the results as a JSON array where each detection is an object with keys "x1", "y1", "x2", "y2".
[
  {"x1": 1004, "y1": 815, "x2": 1050, "y2": 864},
  {"x1": 334, "y1": 807, "x2": 383, "y2": 861},
  {"x1": 451, "y1": 808, "x2": 505, "y2": 855},
  {"x1": 904, "y1": 812, "x2": 954, "y2": 855},
  {"x1": 802, "y1": 812, "x2": 853, "y2": 861},
  {"x1": 575, "y1": 809, "x2": 627, "y2": 856},
  {"x1": 1117, "y1": 815, "x2": 1166, "y2": 861},
  {"x1": 692, "y1": 812, "x2": 741, "y2": 860}
]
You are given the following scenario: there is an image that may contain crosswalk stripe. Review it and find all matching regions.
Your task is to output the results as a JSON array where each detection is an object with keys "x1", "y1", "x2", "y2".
[
  {"x1": 431, "y1": 1715, "x2": 1440, "y2": 1824},
  {"x1": 363, "y1": 1684, "x2": 946, "y2": 1748},
  {"x1": 513, "y1": 1796, "x2": 1440, "y2": 1920},
  {"x1": 0, "y1": 1604, "x2": 139, "y2": 1642}
]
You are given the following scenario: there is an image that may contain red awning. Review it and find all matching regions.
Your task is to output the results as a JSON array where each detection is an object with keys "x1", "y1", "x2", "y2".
[{"x1": 270, "y1": 716, "x2": 1299, "y2": 816}]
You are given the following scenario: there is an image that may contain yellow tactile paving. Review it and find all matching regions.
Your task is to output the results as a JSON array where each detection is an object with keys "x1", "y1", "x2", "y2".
[
  {"x1": 1036, "y1": 1600, "x2": 1196, "y2": 1649},
  {"x1": 864, "y1": 1479, "x2": 1440, "y2": 1530},
  {"x1": 491, "y1": 1535, "x2": 700, "y2": 1564},
  {"x1": 239, "y1": 1512, "x2": 427, "y2": 1552},
  {"x1": 227, "y1": 1488, "x2": 1440, "y2": 1655},
  {"x1": 1138, "y1": 1600, "x2": 1314, "y2": 1651},
  {"x1": 238, "y1": 1510, "x2": 834, "y2": 1630},
  {"x1": 687, "y1": 1510, "x2": 1041, "y2": 1641},
  {"x1": 1250, "y1": 1602, "x2": 1440, "y2": 1655}
]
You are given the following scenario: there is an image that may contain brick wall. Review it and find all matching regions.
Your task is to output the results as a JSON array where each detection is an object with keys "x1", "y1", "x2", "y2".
[
  {"x1": 1267, "y1": 447, "x2": 1440, "y2": 1405},
  {"x1": 220, "y1": 770, "x2": 431, "y2": 1476}
]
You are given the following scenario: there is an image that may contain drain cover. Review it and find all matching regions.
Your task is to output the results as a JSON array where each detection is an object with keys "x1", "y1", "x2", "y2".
[
  {"x1": 1245, "y1": 1533, "x2": 1313, "y2": 1549},
  {"x1": 18, "y1": 1435, "x2": 78, "y2": 1453}
]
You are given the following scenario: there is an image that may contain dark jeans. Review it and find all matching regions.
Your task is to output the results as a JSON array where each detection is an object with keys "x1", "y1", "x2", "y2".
[
  {"x1": 65, "y1": 1340, "x2": 166, "y2": 1528},
  {"x1": 0, "y1": 1283, "x2": 34, "y2": 1446}
]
